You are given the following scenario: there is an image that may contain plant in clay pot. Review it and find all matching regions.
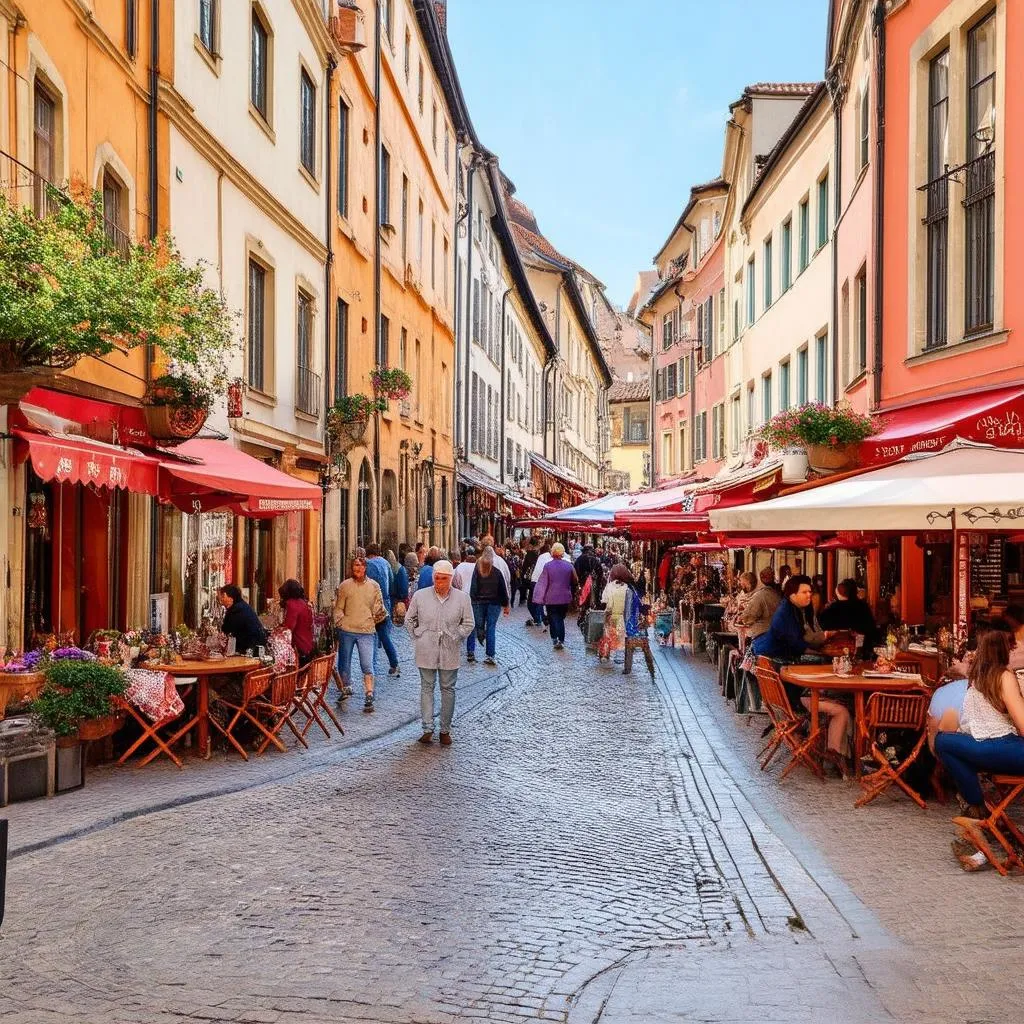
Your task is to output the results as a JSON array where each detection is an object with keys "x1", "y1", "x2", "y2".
[
  {"x1": 760, "y1": 403, "x2": 882, "y2": 473},
  {"x1": 31, "y1": 658, "x2": 127, "y2": 739},
  {"x1": 369, "y1": 366, "x2": 413, "y2": 400},
  {"x1": 144, "y1": 372, "x2": 216, "y2": 443}
]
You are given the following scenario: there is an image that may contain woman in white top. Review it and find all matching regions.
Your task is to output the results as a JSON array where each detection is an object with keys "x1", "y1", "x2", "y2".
[
  {"x1": 599, "y1": 564, "x2": 634, "y2": 658},
  {"x1": 935, "y1": 629, "x2": 1024, "y2": 831}
]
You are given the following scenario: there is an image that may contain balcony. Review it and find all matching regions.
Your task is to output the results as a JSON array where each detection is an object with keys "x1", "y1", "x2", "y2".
[{"x1": 296, "y1": 364, "x2": 322, "y2": 418}]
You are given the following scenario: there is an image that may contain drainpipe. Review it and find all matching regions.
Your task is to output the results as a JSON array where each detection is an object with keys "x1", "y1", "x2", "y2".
[
  {"x1": 147, "y1": 0, "x2": 160, "y2": 594},
  {"x1": 461, "y1": 155, "x2": 478, "y2": 454},
  {"x1": 372, "y1": 0, "x2": 382, "y2": 537},
  {"x1": 871, "y1": 0, "x2": 887, "y2": 410},
  {"x1": 321, "y1": 55, "x2": 336, "y2": 583},
  {"x1": 827, "y1": 68, "x2": 843, "y2": 407},
  {"x1": 498, "y1": 285, "x2": 511, "y2": 484}
]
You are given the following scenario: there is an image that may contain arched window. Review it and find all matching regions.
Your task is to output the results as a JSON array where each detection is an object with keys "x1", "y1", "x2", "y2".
[{"x1": 357, "y1": 458, "x2": 372, "y2": 547}]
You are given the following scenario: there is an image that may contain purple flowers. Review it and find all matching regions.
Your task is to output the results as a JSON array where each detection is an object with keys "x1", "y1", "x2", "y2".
[
  {"x1": 50, "y1": 647, "x2": 96, "y2": 662},
  {"x1": 2, "y1": 649, "x2": 44, "y2": 673}
]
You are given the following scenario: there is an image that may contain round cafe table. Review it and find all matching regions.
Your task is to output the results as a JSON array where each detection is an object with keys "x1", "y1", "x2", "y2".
[
  {"x1": 149, "y1": 657, "x2": 261, "y2": 758},
  {"x1": 780, "y1": 663, "x2": 929, "y2": 778}
]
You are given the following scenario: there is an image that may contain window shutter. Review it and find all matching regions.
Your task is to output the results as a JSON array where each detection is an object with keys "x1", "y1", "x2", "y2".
[{"x1": 472, "y1": 282, "x2": 480, "y2": 344}]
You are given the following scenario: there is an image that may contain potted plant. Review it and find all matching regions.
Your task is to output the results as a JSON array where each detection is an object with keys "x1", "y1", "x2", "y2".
[
  {"x1": 144, "y1": 372, "x2": 214, "y2": 443},
  {"x1": 327, "y1": 393, "x2": 386, "y2": 444},
  {"x1": 31, "y1": 656, "x2": 128, "y2": 742},
  {"x1": 0, "y1": 182, "x2": 238, "y2": 405},
  {"x1": 370, "y1": 366, "x2": 413, "y2": 401},
  {"x1": 760, "y1": 404, "x2": 881, "y2": 475},
  {"x1": 0, "y1": 649, "x2": 47, "y2": 719}
]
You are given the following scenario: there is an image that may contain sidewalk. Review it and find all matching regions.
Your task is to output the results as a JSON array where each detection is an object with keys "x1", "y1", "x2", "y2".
[{"x1": 3, "y1": 626, "x2": 535, "y2": 857}]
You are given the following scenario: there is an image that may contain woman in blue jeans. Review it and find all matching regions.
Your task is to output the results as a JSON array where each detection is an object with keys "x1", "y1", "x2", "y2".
[
  {"x1": 469, "y1": 549, "x2": 510, "y2": 666},
  {"x1": 935, "y1": 630, "x2": 1024, "y2": 868}
]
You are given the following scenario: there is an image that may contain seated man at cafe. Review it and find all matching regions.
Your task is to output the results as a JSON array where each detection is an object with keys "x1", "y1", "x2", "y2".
[
  {"x1": 819, "y1": 578, "x2": 879, "y2": 652},
  {"x1": 752, "y1": 575, "x2": 851, "y2": 774},
  {"x1": 217, "y1": 584, "x2": 269, "y2": 657}
]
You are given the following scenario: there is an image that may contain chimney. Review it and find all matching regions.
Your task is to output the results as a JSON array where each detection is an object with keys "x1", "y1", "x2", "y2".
[{"x1": 433, "y1": 0, "x2": 447, "y2": 30}]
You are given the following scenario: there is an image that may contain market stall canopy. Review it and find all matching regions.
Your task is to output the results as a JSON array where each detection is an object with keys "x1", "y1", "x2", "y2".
[
  {"x1": 530, "y1": 452, "x2": 593, "y2": 505},
  {"x1": 710, "y1": 444, "x2": 1024, "y2": 534},
  {"x1": 617, "y1": 510, "x2": 711, "y2": 540},
  {"x1": 860, "y1": 384, "x2": 1024, "y2": 466},
  {"x1": 159, "y1": 439, "x2": 323, "y2": 515},
  {"x1": 457, "y1": 463, "x2": 506, "y2": 497},
  {"x1": 539, "y1": 491, "x2": 638, "y2": 526}
]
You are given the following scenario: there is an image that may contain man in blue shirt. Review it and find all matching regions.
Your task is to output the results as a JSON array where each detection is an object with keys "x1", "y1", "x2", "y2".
[
  {"x1": 365, "y1": 542, "x2": 400, "y2": 676},
  {"x1": 417, "y1": 546, "x2": 442, "y2": 592},
  {"x1": 751, "y1": 575, "x2": 817, "y2": 662}
]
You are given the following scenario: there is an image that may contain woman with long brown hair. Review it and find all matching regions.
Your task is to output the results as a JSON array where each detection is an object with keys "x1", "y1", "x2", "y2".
[{"x1": 936, "y1": 628, "x2": 1024, "y2": 865}]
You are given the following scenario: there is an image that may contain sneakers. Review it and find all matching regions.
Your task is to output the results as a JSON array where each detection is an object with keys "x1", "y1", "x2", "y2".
[
  {"x1": 525, "y1": 620, "x2": 535, "y2": 628},
  {"x1": 363, "y1": 694, "x2": 375, "y2": 714},
  {"x1": 484, "y1": 656, "x2": 497, "y2": 666},
  {"x1": 553, "y1": 640, "x2": 564, "y2": 651},
  {"x1": 418, "y1": 731, "x2": 433, "y2": 745},
  {"x1": 439, "y1": 732, "x2": 452, "y2": 746},
  {"x1": 388, "y1": 666, "x2": 401, "y2": 677},
  {"x1": 467, "y1": 653, "x2": 477, "y2": 664}
]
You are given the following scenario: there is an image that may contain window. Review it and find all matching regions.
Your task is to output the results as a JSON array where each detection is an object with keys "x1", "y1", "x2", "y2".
[
  {"x1": 399, "y1": 327, "x2": 407, "y2": 373},
  {"x1": 857, "y1": 82, "x2": 870, "y2": 173},
  {"x1": 199, "y1": 0, "x2": 217, "y2": 54},
  {"x1": 666, "y1": 361, "x2": 677, "y2": 398},
  {"x1": 779, "y1": 360, "x2": 790, "y2": 412},
  {"x1": 400, "y1": 175, "x2": 409, "y2": 264},
  {"x1": 506, "y1": 438, "x2": 513, "y2": 475},
  {"x1": 662, "y1": 313, "x2": 674, "y2": 350},
  {"x1": 431, "y1": 102, "x2": 438, "y2": 152},
  {"x1": 856, "y1": 269, "x2": 868, "y2": 373},
  {"x1": 798, "y1": 198, "x2": 810, "y2": 272},
  {"x1": 296, "y1": 290, "x2": 316, "y2": 415},
  {"x1": 746, "y1": 385, "x2": 754, "y2": 437},
  {"x1": 763, "y1": 236, "x2": 773, "y2": 308},
  {"x1": 817, "y1": 173, "x2": 829, "y2": 249},
  {"x1": 443, "y1": 236, "x2": 449, "y2": 306},
  {"x1": 337, "y1": 98, "x2": 349, "y2": 216},
  {"x1": 414, "y1": 338, "x2": 422, "y2": 417},
  {"x1": 380, "y1": 0, "x2": 392, "y2": 40},
  {"x1": 32, "y1": 82, "x2": 57, "y2": 217},
  {"x1": 299, "y1": 69, "x2": 316, "y2": 175},
  {"x1": 417, "y1": 199, "x2": 424, "y2": 265},
  {"x1": 781, "y1": 218, "x2": 792, "y2": 292},
  {"x1": 417, "y1": 61, "x2": 424, "y2": 114},
  {"x1": 746, "y1": 257, "x2": 755, "y2": 324},
  {"x1": 718, "y1": 287, "x2": 726, "y2": 347},
  {"x1": 694, "y1": 411, "x2": 707, "y2": 463},
  {"x1": 677, "y1": 356, "x2": 689, "y2": 396},
  {"x1": 655, "y1": 369, "x2": 665, "y2": 402},
  {"x1": 797, "y1": 347, "x2": 808, "y2": 405},
  {"x1": 334, "y1": 298, "x2": 348, "y2": 400},
  {"x1": 661, "y1": 433, "x2": 674, "y2": 476},
  {"x1": 430, "y1": 220, "x2": 436, "y2": 289},
  {"x1": 126, "y1": 0, "x2": 138, "y2": 59},
  {"x1": 678, "y1": 424, "x2": 688, "y2": 472},
  {"x1": 379, "y1": 146, "x2": 391, "y2": 226},
  {"x1": 702, "y1": 296, "x2": 713, "y2": 363},
  {"x1": 761, "y1": 372, "x2": 772, "y2": 424},
  {"x1": 965, "y1": 13, "x2": 996, "y2": 335},
  {"x1": 403, "y1": 28, "x2": 411, "y2": 81},
  {"x1": 378, "y1": 314, "x2": 389, "y2": 367},
  {"x1": 250, "y1": 7, "x2": 270, "y2": 120},
  {"x1": 815, "y1": 332, "x2": 828, "y2": 403},
  {"x1": 444, "y1": 125, "x2": 450, "y2": 174},
  {"x1": 712, "y1": 404, "x2": 725, "y2": 461},
  {"x1": 730, "y1": 395, "x2": 741, "y2": 454},
  {"x1": 925, "y1": 49, "x2": 950, "y2": 349},
  {"x1": 247, "y1": 259, "x2": 267, "y2": 391},
  {"x1": 102, "y1": 169, "x2": 128, "y2": 252}
]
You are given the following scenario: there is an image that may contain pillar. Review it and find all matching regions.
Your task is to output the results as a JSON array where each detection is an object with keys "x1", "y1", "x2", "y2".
[
  {"x1": 900, "y1": 536, "x2": 925, "y2": 625},
  {"x1": 866, "y1": 545, "x2": 882, "y2": 618}
]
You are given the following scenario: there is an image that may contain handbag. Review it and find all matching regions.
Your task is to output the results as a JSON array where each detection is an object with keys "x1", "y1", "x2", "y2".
[
  {"x1": 374, "y1": 606, "x2": 388, "y2": 626},
  {"x1": 392, "y1": 601, "x2": 407, "y2": 626}
]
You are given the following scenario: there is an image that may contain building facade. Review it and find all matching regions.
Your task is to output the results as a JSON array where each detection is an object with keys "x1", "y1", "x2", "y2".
[{"x1": 607, "y1": 379, "x2": 651, "y2": 491}]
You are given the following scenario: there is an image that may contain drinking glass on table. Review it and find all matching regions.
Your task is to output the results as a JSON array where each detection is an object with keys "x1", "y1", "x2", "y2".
[{"x1": 832, "y1": 654, "x2": 852, "y2": 676}]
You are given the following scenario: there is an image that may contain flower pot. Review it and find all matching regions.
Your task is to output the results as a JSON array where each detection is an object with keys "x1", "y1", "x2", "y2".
[
  {"x1": 0, "y1": 365, "x2": 62, "y2": 405},
  {"x1": 144, "y1": 404, "x2": 208, "y2": 444},
  {"x1": 77, "y1": 711, "x2": 126, "y2": 742},
  {"x1": 338, "y1": 416, "x2": 369, "y2": 443},
  {"x1": 0, "y1": 671, "x2": 46, "y2": 718},
  {"x1": 806, "y1": 443, "x2": 859, "y2": 474},
  {"x1": 781, "y1": 450, "x2": 809, "y2": 484}
]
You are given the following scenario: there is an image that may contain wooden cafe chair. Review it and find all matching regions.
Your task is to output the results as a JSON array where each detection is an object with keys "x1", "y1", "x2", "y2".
[
  {"x1": 955, "y1": 776, "x2": 1024, "y2": 876},
  {"x1": 854, "y1": 691, "x2": 929, "y2": 809},
  {"x1": 294, "y1": 654, "x2": 345, "y2": 740},
  {"x1": 754, "y1": 657, "x2": 823, "y2": 781},
  {"x1": 252, "y1": 668, "x2": 308, "y2": 755},
  {"x1": 208, "y1": 667, "x2": 273, "y2": 761}
]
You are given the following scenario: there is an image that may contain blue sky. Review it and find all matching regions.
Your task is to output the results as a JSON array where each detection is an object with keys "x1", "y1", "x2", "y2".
[{"x1": 446, "y1": 0, "x2": 829, "y2": 306}]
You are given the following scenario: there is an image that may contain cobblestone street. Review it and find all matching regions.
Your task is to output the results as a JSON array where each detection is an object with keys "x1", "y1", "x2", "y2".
[{"x1": 0, "y1": 612, "x2": 1017, "y2": 1023}]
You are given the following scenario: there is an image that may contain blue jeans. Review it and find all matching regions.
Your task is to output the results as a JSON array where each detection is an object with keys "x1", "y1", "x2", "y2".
[
  {"x1": 472, "y1": 602, "x2": 502, "y2": 658},
  {"x1": 374, "y1": 617, "x2": 399, "y2": 672},
  {"x1": 337, "y1": 629, "x2": 375, "y2": 692},
  {"x1": 528, "y1": 593, "x2": 544, "y2": 625},
  {"x1": 547, "y1": 604, "x2": 569, "y2": 644},
  {"x1": 420, "y1": 667, "x2": 458, "y2": 734},
  {"x1": 935, "y1": 731, "x2": 1024, "y2": 806}
]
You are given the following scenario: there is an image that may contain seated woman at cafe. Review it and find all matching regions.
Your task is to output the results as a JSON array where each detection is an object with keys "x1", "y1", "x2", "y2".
[
  {"x1": 279, "y1": 578, "x2": 315, "y2": 666},
  {"x1": 752, "y1": 575, "x2": 851, "y2": 773},
  {"x1": 935, "y1": 628, "x2": 1024, "y2": 870},
  {"x1": 218, "y1": 584, "x2": 268, "y2": 656},
  {"x1": 819, "y1": 578, "x2": 879, "y2": 652}
]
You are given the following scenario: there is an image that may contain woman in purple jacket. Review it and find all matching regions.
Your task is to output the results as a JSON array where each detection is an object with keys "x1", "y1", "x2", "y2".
[{"x1": 533, "y1": 543, "x2": 580, "y2": 651}]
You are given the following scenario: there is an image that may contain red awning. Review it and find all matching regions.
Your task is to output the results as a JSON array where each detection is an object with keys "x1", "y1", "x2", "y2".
[
  {"x1": 159, "y1": 439, "x2": 322, "y2": 515},
  {"x1": 862, "y1": 385, "x2": 1024, "y2": 465},
  {"x1": 618, "y1": 510, "x2": 711, "y2": 540},
  {"x1": 13, "y1": 429, "x2": 162, "y2": 494},
  {"x1": 716, "y1": 532, "x2": 820, "y2": 549}
]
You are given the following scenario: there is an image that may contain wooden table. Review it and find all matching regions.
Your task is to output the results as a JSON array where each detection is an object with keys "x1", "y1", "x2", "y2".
[
  {"x1": 780, "y1": 664, "x2": 928, "y2": 778},
  {"x1": 149, "y1": 657, "x2": 261, "y2": 758}
]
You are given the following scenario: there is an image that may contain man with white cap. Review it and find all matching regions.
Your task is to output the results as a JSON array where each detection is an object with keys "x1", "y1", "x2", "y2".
[{"x1": 405, "y1": 558, "x2": 475, "y2": 746}]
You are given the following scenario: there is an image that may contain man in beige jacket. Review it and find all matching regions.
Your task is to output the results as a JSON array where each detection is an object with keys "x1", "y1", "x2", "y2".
[{"x1": 334, "y1": 555, "x2": 387, "y2": 713}]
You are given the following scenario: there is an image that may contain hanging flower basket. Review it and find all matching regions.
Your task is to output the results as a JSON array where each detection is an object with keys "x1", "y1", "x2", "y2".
[
  {"x1": 328, "y1": 393, "x2": 385, "y2": 448},
  {"x1": 759, "y1": 403, "x2": 882, "y2": 475},
  {"x1": 806, "y1": 443, "x2": 859, "y2": 473},
  {"x1": 370, "y1": 366, "x2": 413, "y2": 401},
  {"x1": 143, "y1": 373, "x2": 213, "y2": 444}
]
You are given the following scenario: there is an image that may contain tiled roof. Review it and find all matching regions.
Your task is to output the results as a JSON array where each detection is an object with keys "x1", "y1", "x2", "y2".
[
  {"x1": 745, "y1": 82, "x2": 820, "y2": 97},
  {"x1": 508, "y1": 197, "x2": 582, "y2": 274},
  {"x1": 609, "y1": 379, "x2": 651, "y2": 403}
]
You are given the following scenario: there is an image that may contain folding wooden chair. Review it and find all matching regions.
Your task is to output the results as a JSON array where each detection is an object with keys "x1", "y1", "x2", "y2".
[
  {"x1": 208, "y1": 668, "x2": 273, "y2": 761},
  {"x1": 295, "y1": 654, "x2": 345, "y2": 739},
  {"x1": 855, "y1": 691, "x2": 929, "y2": 809},
  {"x1": 252, "y1": 669, "x2": 308, "y2": 755},
  {"x1": 754, "y1": 657, "x2": 823, "y2": 781},
  {"x1": 116, "y1": 694, "x2": 185, "y2": 769},
  {"x1": 955, "y1": 776, "x2": 1024, "y2": 876}
]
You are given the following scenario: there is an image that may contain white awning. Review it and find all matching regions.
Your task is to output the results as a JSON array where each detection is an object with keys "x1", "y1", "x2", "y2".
[{"x1": 709, "y1": 444, "x2": 1024, "y2": 533}]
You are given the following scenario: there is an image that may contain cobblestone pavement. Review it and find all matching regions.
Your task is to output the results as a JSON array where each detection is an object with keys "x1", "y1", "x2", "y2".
[{"x1": 0, "y1": 612, "x2": 1010, "y2": 1023}]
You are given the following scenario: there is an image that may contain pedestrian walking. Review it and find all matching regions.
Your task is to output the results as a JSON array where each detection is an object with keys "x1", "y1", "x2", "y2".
[
  {"x1": 365, "y1": 542, "x2": 401, "y2": 677},
  {"x1": 528, "y1": 541, "x2": 552, "y2": 628},
  {"x1": 279, "y1": 578, "x2": 315, "y2": 666},
  {"x1": 470, "y1": 547, "x2": 510, "y2": 665},
  {"x1": 406, "y1": 560, "x2": 474, "y2": 746},
  {"x1": 452, "y1": 545, "x2": 479, "y2": 662},
  {"x1": 417, "y1": 546, "x2": 442, "y2": 591},
  {"x1": 333, "y1": 555, "x2": 388, "y2": 713},
  {"x1": 533, "y1": 542, "x2": 579, "y2": 651},
  {"x1": 520, "y1": 538, "x2": 540, "y2": 611},
  {"x1": 478, "y1": 534, "x2": 512, "y2": 596}
]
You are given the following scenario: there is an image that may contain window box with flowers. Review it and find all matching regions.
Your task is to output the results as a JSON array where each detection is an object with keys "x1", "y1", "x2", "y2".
[
  {"x1": 327, "y1": 393, "x2": 386, "y2": 445},
  {"x1": 144, "y1": 373, "x2": 215, "y2": 443},
  {"x1": 760, "y1": 403, "x2": 882, "y2": 475},
  {"x1": 370, "y1": 366, "x2": 413, "y2": 401}
]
